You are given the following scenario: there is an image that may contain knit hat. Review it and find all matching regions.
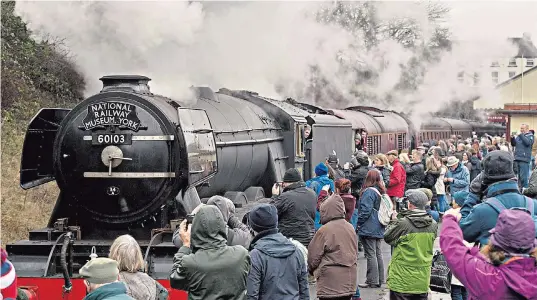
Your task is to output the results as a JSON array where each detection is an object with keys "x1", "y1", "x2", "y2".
[
  {"x1": 481, "y1": 151, "x2": 516, "y2": 184},
  {"x1": 314, "y1": 163, "x2": 328, "y2": 176},
  {"x1": 283, "y1": 168, "x2": 302, "y2": 183},
  {"x1": 489, "y1": 210, "x2": 536, "y2": 254},
  {"x1": 446, "y1": 156, "x2": 459, "y2": 167},
  {"x1": 405, "y1": 189, "x2": 429, "y2": 209},
  {"x1": 418, "y1": 188, "x2": 433, "y2": 201},
  {"x1": 452, "y1": 191, "x2": 469, "y2": 207},
  {"x1": 79, "y1": 257, "x2": 119, "y2": 284},
  {"x1": 248, "y1": 203, "x2": 278, "y2": 233},
  {"x1": 1, "y1": 248, "x2": 17, "y2": 299}
]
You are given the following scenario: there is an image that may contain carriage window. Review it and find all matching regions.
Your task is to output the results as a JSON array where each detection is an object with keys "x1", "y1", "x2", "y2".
[
  {"x1": 296, "y1": 123, "x2": 305, "y2": 157},
  {"x1": 178, "y1": 108, "x2": 218, "y2": 185}
]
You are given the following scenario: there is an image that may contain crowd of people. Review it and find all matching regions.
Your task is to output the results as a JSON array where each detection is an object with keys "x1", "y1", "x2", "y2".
[{"x1": 2, "y1": 125, "x2": 537, "y2": 300}]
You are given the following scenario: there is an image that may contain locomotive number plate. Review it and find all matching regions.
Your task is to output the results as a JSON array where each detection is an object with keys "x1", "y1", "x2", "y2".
[{"x1": 92, "y1": 133, "x2": 132, "y2": 145}]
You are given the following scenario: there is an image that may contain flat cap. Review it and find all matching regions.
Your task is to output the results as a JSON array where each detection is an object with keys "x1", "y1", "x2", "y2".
[{"x1": 79, "y1": 257, "x2": 119, "y2": 284}]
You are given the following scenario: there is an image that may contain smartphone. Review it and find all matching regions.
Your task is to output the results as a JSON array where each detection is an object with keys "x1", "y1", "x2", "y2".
[{"x1": 186, "y1": 214, "x2": 195, "y2": 226}]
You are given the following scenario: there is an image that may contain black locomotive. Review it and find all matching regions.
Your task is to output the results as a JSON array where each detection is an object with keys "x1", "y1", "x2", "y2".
[{"x1": 7, "y1": 75, "x2": 504, "y2": 299}]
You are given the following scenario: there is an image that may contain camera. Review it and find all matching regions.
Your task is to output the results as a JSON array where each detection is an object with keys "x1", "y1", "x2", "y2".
[{"x1": 186, "y1": 214, "x2": 195, "y2": 226}]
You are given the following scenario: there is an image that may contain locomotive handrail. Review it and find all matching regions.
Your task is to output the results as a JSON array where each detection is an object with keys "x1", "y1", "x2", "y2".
[
  {"x1": 43, "y1": 232, "x2": 67, "y2": 277},
  {"x1": 143, "y1": 230, "x2": 166, "y2": 273}
]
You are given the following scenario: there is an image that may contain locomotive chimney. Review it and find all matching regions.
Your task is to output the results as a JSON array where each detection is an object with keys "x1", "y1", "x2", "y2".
[{"x1": 99, "y1": 75, "x2": 151, "y2": 94}]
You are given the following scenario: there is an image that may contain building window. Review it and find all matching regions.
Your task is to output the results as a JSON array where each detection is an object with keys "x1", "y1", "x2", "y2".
[
  {"x1": 508, "y1": 58, "x2": 517, "y2": 67},
  {"x1": 491, "y1": 71, "x2": 498, "y2": 84},
  {"x1": 491, "y1": 61, "x2": 500, "y2": 67},
  {"x1": 473, "y1": 72, "x2": 479, "y2": 86},
  {"x1": 527, "y1": 58, "x2": 534, "y2": 67},
  {"x1": 509, "y1": 71, "x2": 516, "y2": 78}
]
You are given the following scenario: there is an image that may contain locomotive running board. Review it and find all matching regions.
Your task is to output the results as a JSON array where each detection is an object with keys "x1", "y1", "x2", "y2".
[
  {"x1": 82, "y1": 135, "x2": 175, "y2": 141},
  {"x1": 83, "y1": 172, "x2": 175, "y2": 178}
]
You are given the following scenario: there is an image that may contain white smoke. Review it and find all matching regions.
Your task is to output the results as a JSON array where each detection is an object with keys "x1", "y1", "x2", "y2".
[{"x1": 14, "y1": 0, "x2": 535, "y2": 125}]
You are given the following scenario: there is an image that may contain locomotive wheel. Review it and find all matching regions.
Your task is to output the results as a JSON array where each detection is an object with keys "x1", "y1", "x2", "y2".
[
  {"x1": 244, "y1": 187, "x2": 265, "y2": 203},
  {"x1": 224, "y1": 191, "x2": 248, "y2": 208}
]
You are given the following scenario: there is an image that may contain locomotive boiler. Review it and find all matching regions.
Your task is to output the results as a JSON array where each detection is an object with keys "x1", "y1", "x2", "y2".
[
  {"x1": 6, "y1": 74, "x2": 504, "y2": 299},
  {"x1": 8, "y1": 75, "x2": 354, "y2": 299}
]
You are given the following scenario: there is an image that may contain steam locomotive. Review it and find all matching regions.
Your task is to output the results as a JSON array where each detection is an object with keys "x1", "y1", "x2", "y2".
[{"x1": 7, "y1": 75, "x2": 504, "y2": 299}]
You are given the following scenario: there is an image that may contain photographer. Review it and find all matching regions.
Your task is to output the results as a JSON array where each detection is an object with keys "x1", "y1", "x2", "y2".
[
  {"x1": 458, "y1": 151, "x2": 537, "y2": 248},
  {"x1": 169, "y1": 205, "x2": 250, "y2": 298},
  {"x1": 206, "y1": 196, "x2": 253, "y2": 249},
  {"x1": 511, "y1": 123, "x2": 534, "y2": 190}
]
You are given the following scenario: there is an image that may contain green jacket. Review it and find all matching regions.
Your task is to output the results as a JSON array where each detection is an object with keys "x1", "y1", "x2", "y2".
[
  {"x1": 169, "y1": 205, "x2": 251, "y2": 300},
  {"x1": 83, "y1": 282, "x2": 134, "y2": 300},
  {"x1": 384, "y1": 210, "x2": 438, "y2": 294}
]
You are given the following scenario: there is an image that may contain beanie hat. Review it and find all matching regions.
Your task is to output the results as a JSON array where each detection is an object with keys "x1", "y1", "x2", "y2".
[
  {"x1": 452, "y1": 191, "x2": 469, "y2": 207},
  {"x1": 283, "y1": 168, "x2": 302, "y2": 183},
  {"x1": 79, "y1": 257, "x2": 119, "y2": 284},
  {"x1": 481, "y1": 151, "x2": 515, "y2": 184},
  {"x1": 1, "y1": 248, "x2": 17, "y2": 299},
  {"x1": 314, "y1": 163, "x2": 328, "y2": 176},
  {"x1": 489, "y1": 210, "x2": 536, "y2": 254},
  {"x1": 405, "y1": 189, "x2": 429, "y2": 209},
  {"x1": 248, "y1": 204, "x2": 278, "y2": 233},
  {"x1": 418, "y1": 188, "x2": 433, "y2": 201}
]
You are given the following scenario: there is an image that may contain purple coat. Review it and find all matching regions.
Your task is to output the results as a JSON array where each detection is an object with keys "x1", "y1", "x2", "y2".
[{"x1": 440, "y1": 215, "x2": 537, "y2": 300}]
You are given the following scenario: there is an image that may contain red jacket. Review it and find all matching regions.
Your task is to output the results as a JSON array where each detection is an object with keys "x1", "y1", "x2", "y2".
[{"x1": 387, "y1": 159, "x2": 406, "y2": 198}]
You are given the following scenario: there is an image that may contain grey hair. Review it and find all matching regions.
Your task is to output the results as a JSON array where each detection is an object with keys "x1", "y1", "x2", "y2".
[{"x1": 109, "y1": 234, "x2": 145, "y2": 273}]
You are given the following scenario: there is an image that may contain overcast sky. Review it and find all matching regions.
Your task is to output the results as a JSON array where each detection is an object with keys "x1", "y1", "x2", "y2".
[{"x1": 448, "y1": 1, "x2": 537, "y2": 42}]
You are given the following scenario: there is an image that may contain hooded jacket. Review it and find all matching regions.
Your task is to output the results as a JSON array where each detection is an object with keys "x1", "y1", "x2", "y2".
[
  {"x1": 356, "y1": 187, "x2": 385, "y2": 238},
  {"x1": 387, "y1": 159, "x2": 406, "y2": 198},
  {"x1": 441, "y1": 215, "x2": 537, "y2": 300},
  {"x1": 446, "y1": 163, "x2": 470, "y2": 193},
  {"x1": 308, "y1": 194, "x2": 358, "y2": 298},
  {"x1": 83, "y1": 282, "x2": 134, "y2": 300},
  {"x1": 384, "y1": 210, "x2": 438, "y2": 294},
  {"x1": 513, "y1": 132, "x2": 534, "y2": 162},
  {"x1": 459, "y1": 180, "x2": 537, "y2": 247},
  {"x1": 169, "y1": 205, "x2": 251, "y2": 300},
  {"x1": 469, "y1": 155, "x2": 482, "y2": 182},
  {"x1": 270, "y1": 182, "x2": 317, "y2": 248},
  {"x1": 247, "y1": 230, "x2": 309, "y2": 300},
  {"x1": 207, "y1": 196, "x2": 253, "y2": 249}
]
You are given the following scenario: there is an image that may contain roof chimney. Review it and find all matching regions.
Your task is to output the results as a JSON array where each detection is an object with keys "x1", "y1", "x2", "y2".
[{"x1": 99, "y1": 75, "x2": 151, "y2": 94}]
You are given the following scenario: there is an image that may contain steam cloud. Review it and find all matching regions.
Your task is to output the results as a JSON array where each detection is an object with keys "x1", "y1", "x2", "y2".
[{"x1": 15, "y1": 1, "x2": 527, "y2": 126}]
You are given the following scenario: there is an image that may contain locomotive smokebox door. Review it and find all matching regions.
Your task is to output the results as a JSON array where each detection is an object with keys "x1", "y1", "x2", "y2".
[{"x1": 52, "y1": 90, "x2": 183, "y2": 226}]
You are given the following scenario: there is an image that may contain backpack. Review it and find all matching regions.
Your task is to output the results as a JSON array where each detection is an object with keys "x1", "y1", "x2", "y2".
[
  {"x1": 368, "y1": 187, "x2": 394, "y2": 226},
  {"x1": 485, "y1": 195, "x2": 537, "y2": 238}
]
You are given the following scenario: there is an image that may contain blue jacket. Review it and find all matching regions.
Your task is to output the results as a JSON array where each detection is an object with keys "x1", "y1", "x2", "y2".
[
  {"x1": 247, "y1": 230, "x2": 309, "y2": 300},
  {"x1": 513, "y1": 132, "x2": 534, "y2": 162},
  {"x1": 84, "y1": 282, "x2": 134, "y2": 300},
  {"x1": 306, "y1": 175, "x2": 334, "y2": 196},
  {"x1": 459, "y1": 180, "x2": 537, "y2": 247},
  {"x1": 356, "y1": 187, "x2": 385, "y2": 238},
  {"x1": 446, "y1": 163, "x2": 470, "y2": 194}
]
